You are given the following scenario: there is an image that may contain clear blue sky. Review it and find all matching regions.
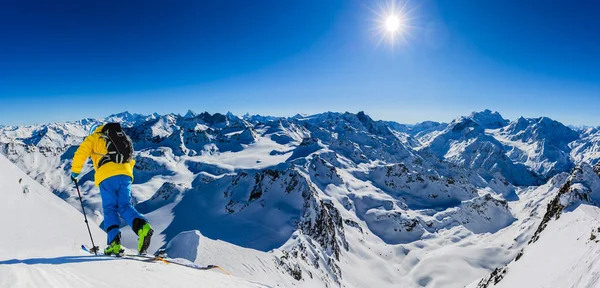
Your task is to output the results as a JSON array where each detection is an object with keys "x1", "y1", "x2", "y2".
[{"x1": 1, "y1": 0, "x2": 599, "y2": 126}]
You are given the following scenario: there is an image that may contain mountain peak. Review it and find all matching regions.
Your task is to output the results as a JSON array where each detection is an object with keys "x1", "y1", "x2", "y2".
[
  {"x1": 536, "y1": 116, "x2": 561, "y2": 127},
  {"x1": 105, "y1": 111, "x2": 142, "y2": 123},
  {"x1": 468, "y1": 109, "x2": 509, "y2": 129},
  {"x1": 108, "y1": 111, "x2": 133, "y2": 118},
  {"x1": 356, "y1": 111, "x2": 373, "y2": 124},
  {"x1": 291, "y1": 113, "x2": 309, "y2": 119},
  {"x1": 184, "y1": 110, "x2": 197, "y2": 119},
  {"x1": 225, "y1": 111, "x2": 239, "y2": 120}
]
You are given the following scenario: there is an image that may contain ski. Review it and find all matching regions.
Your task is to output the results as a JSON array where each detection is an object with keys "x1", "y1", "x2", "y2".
[
  {"x1": 81, "y1": 245, "x2": 231, "y2": 275},
  {"x1": 134, "y1": 253, "x2": 231, "y2": 274},
  {"x1": 81, "y1": 245, "x2": 155, "y2": 263}
]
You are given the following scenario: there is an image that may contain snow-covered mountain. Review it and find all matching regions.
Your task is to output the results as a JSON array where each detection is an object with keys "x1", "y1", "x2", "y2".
[
  {"x1": 420, "y1": 110, "x2": 540, "y2": 191},
  {"x1": 571, "y1": 127, "x2": 600, "y2": 165},
  {"x1": 493, "y1": 116, "x2": 579, "y2": 177},
  {"x1": 2, "y1": 109, "x2": 600, "y2": 287}
]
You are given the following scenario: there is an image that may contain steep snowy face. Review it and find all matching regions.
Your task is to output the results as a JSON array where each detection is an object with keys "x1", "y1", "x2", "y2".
[
  {"x1": 492, "y1": 116, "x2": 579, "y2": 177},
  {"x1": 423, "y1": 111, "x2": 587, "y2": 187},
  {"x1": 500, "y1": 117, "x2": 579, "y2": 148},
  {"x1": 423, "y1": 112, "x2": 539, "y2": 187},
  {"x1": 571, "y1": 127, "x2": 600, "y2": 165},
  {"x1": 0, "y1": 154, "x2": 107, "y2": 257},
  {"x1": 557, "y1": 163, "x2": 600, "y2": 208}
]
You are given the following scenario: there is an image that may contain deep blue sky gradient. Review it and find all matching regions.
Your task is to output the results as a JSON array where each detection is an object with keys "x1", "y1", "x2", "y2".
[{"x1": 1, "y1": 0, "x2": 599, "y2": 125}]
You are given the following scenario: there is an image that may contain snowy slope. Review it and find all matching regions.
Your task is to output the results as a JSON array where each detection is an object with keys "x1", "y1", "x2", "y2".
[
  {"x1": 468, "y1": 204, "x2": 600, "y2": 288},
  {"x1": 470, "y1": 163, "x2": 600, "y2": 288},
  {"x1": 0, "y1": 154, "x2": 267, "y2": 288},
  {"x1": 489, "y1": 204, "x2": 600, "y2": 288}
]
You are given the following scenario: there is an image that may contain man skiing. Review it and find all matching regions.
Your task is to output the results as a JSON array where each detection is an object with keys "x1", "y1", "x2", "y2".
[{"x1": 71, "y1": 123, "x2": 153, "y2": 256}]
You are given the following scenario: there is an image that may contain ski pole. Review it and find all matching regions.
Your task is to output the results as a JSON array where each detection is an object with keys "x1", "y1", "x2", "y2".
[{"x1": 73, "y1": 178, "x2": 99, "y2": 255}]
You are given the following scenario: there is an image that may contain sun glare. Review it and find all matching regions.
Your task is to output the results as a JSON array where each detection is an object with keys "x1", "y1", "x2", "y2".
[
  {"x1": 371, "y1": 0, "x2": 415, "y2": 48},
  {"x1": 385, "y1": 15, "x2": 401, "y2": 33}
]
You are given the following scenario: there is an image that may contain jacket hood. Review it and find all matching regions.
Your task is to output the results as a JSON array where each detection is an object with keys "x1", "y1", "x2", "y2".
[{"x1": 89, "y1": 124, "x2": 104, "y2": 135}]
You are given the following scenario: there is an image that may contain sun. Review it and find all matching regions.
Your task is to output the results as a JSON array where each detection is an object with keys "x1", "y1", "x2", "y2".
[
  {"x1": 385, "y1": 15, "x2": 402, "y2": 33},
  {"x1": 371, "y1": 0, "x2": 415, "y2": 48}
]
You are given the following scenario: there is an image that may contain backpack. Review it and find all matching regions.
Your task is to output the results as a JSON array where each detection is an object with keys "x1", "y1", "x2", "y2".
[{"x1": 98, "y1": 123, "x2": 134, "y2": 167}]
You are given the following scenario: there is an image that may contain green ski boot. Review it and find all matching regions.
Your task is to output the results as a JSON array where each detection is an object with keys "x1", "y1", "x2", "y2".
[
  {"x1": 104, "y1": 235, "x2": 124, "y2": 257},
  {"x1": 137, "y1": 222, "x2": 153, "y2": 254}
]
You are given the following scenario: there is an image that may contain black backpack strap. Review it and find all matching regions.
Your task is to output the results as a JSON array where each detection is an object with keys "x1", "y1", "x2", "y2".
[
  {"x1": 98, "y1": 155, "x2": 111, "y2": 168},
  {"x1": 98, "y1": 123, "x2": 120, "y2": 168}
]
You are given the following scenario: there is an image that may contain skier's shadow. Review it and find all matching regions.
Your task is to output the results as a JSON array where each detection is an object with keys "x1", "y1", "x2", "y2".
[{"x1": 0, "y1": 255, "x2": 114, "y2": 265}]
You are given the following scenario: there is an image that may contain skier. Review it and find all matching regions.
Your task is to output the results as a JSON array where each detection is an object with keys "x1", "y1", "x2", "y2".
[{"x1": 71, "y1": 123, "x2": 153, "y2": 256}]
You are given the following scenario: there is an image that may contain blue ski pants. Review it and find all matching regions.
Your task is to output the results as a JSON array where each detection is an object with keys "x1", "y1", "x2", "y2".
[{"x1": 99, "y1": 175, "x2": 146, "y2": 244}]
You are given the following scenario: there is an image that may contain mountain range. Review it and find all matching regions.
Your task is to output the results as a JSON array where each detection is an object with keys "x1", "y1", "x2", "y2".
[{"x1": 2, "y1": 109, "x2": 600, "y2": 287}]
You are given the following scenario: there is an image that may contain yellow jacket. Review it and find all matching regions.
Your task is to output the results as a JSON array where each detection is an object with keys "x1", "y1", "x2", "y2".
[{"x1": 72, "y1": 125, "x2": 136, "y2": 186}]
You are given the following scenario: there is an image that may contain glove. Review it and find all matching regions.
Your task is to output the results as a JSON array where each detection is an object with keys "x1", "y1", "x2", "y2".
[{"x1": 71, "y1": 172, "x2": 80, "y2": 182}]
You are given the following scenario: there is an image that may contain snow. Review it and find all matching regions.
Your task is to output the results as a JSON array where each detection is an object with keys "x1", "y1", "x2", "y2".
[
  {"x1": 468, "y1": 109, "x2": 509, "y2": 129},
  {"x1": 165, "y1": 230, "x2": 306, "y2": 287},
  {"x1": 190, "y1": 134, "x2": 294, "y2": 170},
  {"x1": 3, "y1": 109, "x2": 600, "y2": 288},
  {"x1": 0, "y1": 154, "x2": 269, "y2": 288},
  {"x1": 571, "y1": 129, "x2": 600, "y2": 165},
  {"x1": 468, "y1": 205, "x2": 600, "y2": 288},
  {"x1": 489, "y1": 116, "x2": 578, "y2": 176}
]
